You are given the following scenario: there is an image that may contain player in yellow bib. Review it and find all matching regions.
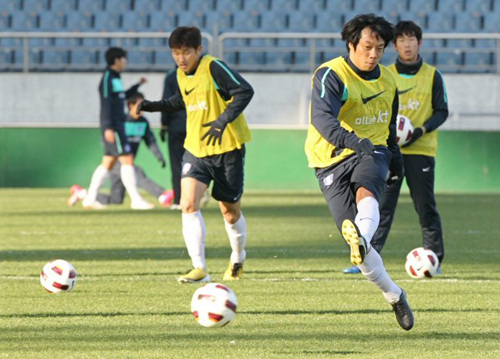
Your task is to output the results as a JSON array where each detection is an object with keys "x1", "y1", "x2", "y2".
[
  {"x1": 371, "y1": 21, "x2": 448, "y2": 271},
  {"x1": 305, "y1": 14, "x2": 413, "y2": 330},
  {"x1": 138, "y1": 27, "x2": 254, "y2": 284}
]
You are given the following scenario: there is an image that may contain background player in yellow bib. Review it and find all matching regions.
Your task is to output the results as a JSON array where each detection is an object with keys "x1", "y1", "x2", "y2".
[
  {"x1": 371, "y1": 20, "x2": 448, "y2": 272},
  {"x1": 138, "y1": 27, "x2": 254, "y2": 283},
  {"x1": 305, "y1": 14, "x2": 413, "y2": 330}
]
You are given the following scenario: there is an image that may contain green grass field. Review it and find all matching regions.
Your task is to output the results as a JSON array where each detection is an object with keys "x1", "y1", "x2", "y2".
[{"x1": 1, "y1": 189, "x2": 499, "y2": 358}]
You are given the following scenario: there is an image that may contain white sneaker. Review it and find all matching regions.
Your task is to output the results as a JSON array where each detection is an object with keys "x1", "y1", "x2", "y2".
[
  {"x1": 170, "y1": 204, "x2": 182, "y2": 210},
  {"x1": 131, "y1": 200, "x2": 154, "y2": 210},
  {"x1": 82, "y1": 200, "x2": 106, "y2": 210}
]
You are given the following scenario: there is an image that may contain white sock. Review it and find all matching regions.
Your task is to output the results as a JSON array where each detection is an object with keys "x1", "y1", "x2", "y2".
[
  {"x1": 182, "y1": 211, "x2": 207, "y2": 269},
  {"x1": 355, "y1": 196, "x2": 379, "y2": 245},
  {"x1": 83, "y1": 165, "x2": 108, "y2": 205},
  {"x1": 358, "y1": 248, "x2": 402, "y2": 304},
  {"x1": 120, "y1": 164, "x2": 143, "y2": 203},
  {"x1": 224, "y1": 213, "x2": 247, "y2": 264}
]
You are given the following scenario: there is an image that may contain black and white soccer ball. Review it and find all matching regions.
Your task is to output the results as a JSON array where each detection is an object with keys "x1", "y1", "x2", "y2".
[
  {"x1": 396, "y1": 114, "x2": 414, "y2": 146},
  {"x1": 405, "y1": 247, "x2": 440, "y2": 279},
  {"x1": 191, "y1": 283, "x2": 237, "y2": 328},
  {"x1": 40, "y1": 259, "x2": 77, "y2": 293}
]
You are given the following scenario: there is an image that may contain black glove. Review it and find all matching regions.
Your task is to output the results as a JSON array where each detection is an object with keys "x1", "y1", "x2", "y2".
[
  {"x1": 160, "y1": 159, "x2": 166, "y2": 168},
  {"x1": 387, "y1": 154, "x2": 404, "y2": 186},
  {"x1": 160, "y1": 126, "x2": 168, "y2": 142},
  {"x1": 201, "y1": 118, "x2": 228, "y2": 146},
  {"x1": 136, "y1": 100, "x2": 150, "y2": 115},
  {"x1": 351, "y1": 138, "x2": 375, "y2": 157},
  {"x1": 402, "y1": 127, "x2": 424, "y2": 148}
]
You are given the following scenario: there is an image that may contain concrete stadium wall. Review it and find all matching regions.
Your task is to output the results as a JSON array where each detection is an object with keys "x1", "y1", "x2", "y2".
[
  {"x1": 1, "y1": 128, "x2": 499, "y2": 193},
  {"x1": 1, "y1": 72, "x2": 500, "y2": 130}
]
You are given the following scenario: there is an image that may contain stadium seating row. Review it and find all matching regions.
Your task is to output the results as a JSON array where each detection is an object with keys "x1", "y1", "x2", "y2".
[
  {"x1": 4, "y1": 0, "x2": 500, "y2": 14},
  {"x1": 0, "y1": 8, "x2": 497, "y2": 32}
]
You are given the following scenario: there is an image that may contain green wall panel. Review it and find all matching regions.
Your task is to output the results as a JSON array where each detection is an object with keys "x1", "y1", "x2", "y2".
[{"x1": 1, "y1": 128, "x2": 499, "y2": 193}]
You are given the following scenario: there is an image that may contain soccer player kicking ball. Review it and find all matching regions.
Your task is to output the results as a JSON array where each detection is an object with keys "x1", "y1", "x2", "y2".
[
  {"x1": 305, "y1": 14, "x2": 414, "y2": 330},
  {"x1": 138, "y1": 27, "x2": 254, "y2": 284}
]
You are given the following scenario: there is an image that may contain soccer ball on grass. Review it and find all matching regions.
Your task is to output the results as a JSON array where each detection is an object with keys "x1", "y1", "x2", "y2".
[
  {"x1": 405, "y1": 247, "x2": 440, "y2": 279},
  {"x1": 396, "y1": 114, "x2": 414, "y2": 146},
  {"x1": 191, "y1": 283, "x2": 237, "y2": 328},
  {"x1": 40, "y1": 259, "x2": 77, "y2": 293}
]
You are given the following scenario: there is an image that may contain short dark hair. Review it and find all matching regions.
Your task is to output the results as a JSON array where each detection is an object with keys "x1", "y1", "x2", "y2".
[
  {"x1": 394, "y1": 21, "x2": 423, "y2": 42},
  {"x1": 168, "y1": 26, "x2": 202, "y2": 49},
  {"x1": 341, "y1": 13, "x2": 394, "y2": 52},
  {"x1": 127, "y1": 92, "x2": 144, "y2": 106},
  {"x1": 105, "y1": 47, "x2": 127, "y2": 66}
]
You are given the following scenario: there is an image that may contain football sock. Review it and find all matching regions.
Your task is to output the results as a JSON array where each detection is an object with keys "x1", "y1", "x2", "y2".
[
  {"x1": 224, "y1": 213, "x2": 247, "y2": 264},
  {"x1": 355, "y1": 196, "x2": 379, "y2": 245},
  {"x1": 182, "y1": 211, "x2": 207, "y2": 269},
  {"x1": 120, "y1": 164, "x2": 143, "y2": 203},
  {"x1": 83, "y1": 165, "x2": 109, "y2": 205},
  {"x1": 358, "y1": 247, "x2": 402, "y2": 304}
]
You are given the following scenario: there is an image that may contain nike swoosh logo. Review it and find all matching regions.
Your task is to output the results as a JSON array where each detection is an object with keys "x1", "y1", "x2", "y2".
[
  {"x1": 397, "y1": 87, "x2": 413, "y2": 95},
  {"x1": 184, "y1": 87, "x2": 196, "y2": 96},
  {"x1": 374, "y1": 150, "x2": 384, "y2": 155},
  {"x1": 422, "y1": 167, "x2": 431, "y2": 172},
  {"x1": 361, "y1": 90, "x2": 386, "y2": 104}
]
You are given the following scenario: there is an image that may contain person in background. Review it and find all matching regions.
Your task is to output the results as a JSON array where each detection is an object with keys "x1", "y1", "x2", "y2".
[{"x1": 68, "y1": 92, "x2": 174, "y2": 208}]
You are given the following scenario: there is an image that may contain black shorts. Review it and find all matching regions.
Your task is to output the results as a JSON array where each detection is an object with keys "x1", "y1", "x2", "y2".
[
  {"x1": 102, "y1": 124, "x2": 133, "y2": 156},
  {"x1": 181, "y1": 146, "x2": 245, "y2": 203},
  {"x1": 315, "y1": 146, "x2": 391, "y2": 230}
]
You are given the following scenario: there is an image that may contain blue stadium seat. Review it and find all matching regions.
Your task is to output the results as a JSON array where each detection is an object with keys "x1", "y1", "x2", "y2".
[
  {"x1": 241, "y1": 0, "x2": 268, "y2": 11},
  {"x1": 3, "y1": 0, "x2": 22, "y2": 11},
  {"x1": 381, "y1": 10, "x2": 401, "y2": 25},
  {"x1": 426, "y1": 13, "x2": 454, "y2": 31},
  {"x1": 233, "y1": 11, "x2": 261, "y2": 32},
  {"x1": 10, "y1": 11, "x2": 39, "y2": 30},
  {"x1": 238, "y1": 51, "x2": 265, "y2": 66},
  {"x1": 353, "y1": 0, "x2": 381, "y2": 12},
  {"x1": 438, "y1": 0, "x2": 465, "y2": 12},
  {"x1": 50, "y1": 0, "x2": 77, "y2": 11},
  {"x1": 22, "y1": 0, "x2": 50, "y2": 11},
  {"x1": 270, "y1": 0, "x2": 298, "y2": 11},
  {"x1": 436, "y1": 51, "x2": 463, "y2": 72},
  {"x1": 93, "y1": 12, "x2": 122, "y2": 31},
  {"x1": 403, "y1": 11, "x2": 427, "y2": 29},
  {"x1": 381, "y1": 0, "x2": 408, "y2": 12},
  {"x1": 149, "y1": 11, "x2": 177, "y2": 31},
  {"x1": 315, "y1": 12, "x2": 343, "y2": 32},
  {"x1": 264, "y1": 51, "x2": 292, "y2": 68},
  {"x1": 187, "y1": 0, "x2": 216, "y2": 11},
  {"x1": 205, "y1": 11, "x2": 233, "y2": 33},
  {"x1": 121, "y1": 12, "x2": 150, "y2": 31},
  {"x1": 464, "y1": 52, "x2": 491, "y2": 73},
  {"x1": 77, "y1": 0, "x2": 105, "y2": 11},
  {"x1": 132, "y1": 0, "x2": 161, "y2": 11},
  {"x1": 297, "y1": 0, "x2": 324, "y2": 12},
  {"x1": 38, "y1": 11, "x2": 66, "y2": 31},
  {"x1": 65, "y1": 11, "x2": 94, "y2": 31},
  {"x1": 259, "y1": 12, "x2": 286, "y2": 31},
  {"x1": 0, "y1": 12, "x2": 12, "y2": 30},
  {"x1": 465, "y1": 0, "x2": 492, "y2": 11},
  {"x1": 324, "y1": 0, "x2": 354, "y2": 12},
  {"x1": 69, "y1": 49, "x2": 99, "y2": 69},
  {"x1": 177, "y1": 11, "x2": 205, "y2": 29},
  {"x1": 473, "y1": 39, "x2": 496, "y2": 49},
  {"x1": 160, "y1": 0, "x2": 188, "y2": 11},
  {"x1": 408, "y1": 0, "x2": 435, "y2": 12},
  {"x1": 42, "y1": 50, "x2": 70, "y2": 68},
  {"x1": 483, "y1": 13, "x2": 500, "y2": 32},
  {"x1": 153, "y1": 50, "x2": 175, "y2": 68},
  {"x1": 0, "y1": 49, "x2": 17, "y2": 70},
  {"x1": 454, "y1": 12, "x2": 482, "y2": 32},
  {"x1": 103, "y1": 0, "x2": 132, "y2": 11},
  {"x1": 287, "y1": 11, "x2": 316, "y2": 31},
  {"x1": 124, "y1": 49, "x2": 154, "y2": 69},
  {"x1": 81, "y1": 37, "x2": 111, "y2": 48}
]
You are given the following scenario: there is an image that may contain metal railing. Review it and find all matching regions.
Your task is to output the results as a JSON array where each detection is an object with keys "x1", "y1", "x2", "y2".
[{"x1": 1, "y1": 31, "x2": 499, "y2": 73}]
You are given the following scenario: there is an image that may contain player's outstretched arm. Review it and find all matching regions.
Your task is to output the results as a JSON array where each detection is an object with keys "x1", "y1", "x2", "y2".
[{"x1": 137, "y1": 93, "x2": 185, "y2": 114}]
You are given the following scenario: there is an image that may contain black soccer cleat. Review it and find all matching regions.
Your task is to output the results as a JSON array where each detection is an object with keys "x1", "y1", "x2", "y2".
[{"x1": 391, "y1": 289, "x2": 414, "y2": 331}]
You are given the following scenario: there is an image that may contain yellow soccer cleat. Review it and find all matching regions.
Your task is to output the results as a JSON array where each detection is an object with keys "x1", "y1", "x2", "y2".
[
  {"x1": 177, "y1": 268, "x2": 210, "y2": 284},
  {"x1": 223, "y1": 262, "x2": 243, "y2": 281},
  {"x1": 341, "y1": 219, "x2": 367, "y2": 266}
]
